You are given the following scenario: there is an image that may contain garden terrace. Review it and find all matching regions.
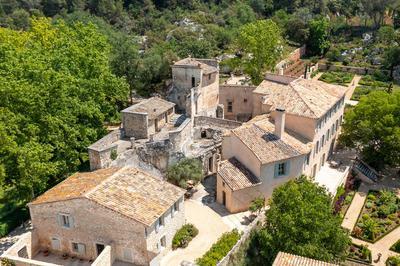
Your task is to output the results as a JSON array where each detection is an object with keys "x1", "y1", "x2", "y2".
[
  {"x1": 318, "y1": 71, "x2": 355, "y2": 86},
  {"x1": 351, "y1": 74, "x2": 400, "y2": 101},
  {"x1": 352, "y1": 190, "x2": 400, "y2": 243},
  {"x1": 346, "y1": 243, "x2": 372, "y2": 264}
]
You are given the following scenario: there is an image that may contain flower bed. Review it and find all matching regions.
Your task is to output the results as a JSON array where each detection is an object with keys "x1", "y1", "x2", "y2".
[
  {"x1": 352, "y1": 190, "x2": 400, "y2": 243},
  {"x1": 347, "y1": 243, "x2": 372, "y2": 264},
  {"x1": 319, "y1": 71, "x2": 354, "y2": 85},
  {"x1": 172, "y1": 224, "x2": 199, "y2": 250},
  {"x1": 196, "y1": 229, "x2": 241, "y2": 266}
]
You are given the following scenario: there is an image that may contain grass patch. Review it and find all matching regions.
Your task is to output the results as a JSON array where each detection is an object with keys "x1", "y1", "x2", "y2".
[
  {"x1": 319, "y1": 71, "x2": 355, "y2": 85},
  {"x1": 196, "y1": 229, "x2": 241, "y2": 266},
  {"x1": 352, "y1": 190, "x2": 400, "y2": 243},
  {"x1": 172, "y1": 224, "x2": 199, "y2": 250}
]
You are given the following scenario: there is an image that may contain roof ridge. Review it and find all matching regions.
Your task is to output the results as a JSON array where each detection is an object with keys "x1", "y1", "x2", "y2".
[{"x1": 290, "y1": 79, "x2": 318, "y2": 118}]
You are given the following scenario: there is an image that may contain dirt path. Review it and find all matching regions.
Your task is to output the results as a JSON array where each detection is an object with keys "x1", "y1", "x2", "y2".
[{"x1": 345, "y1": 75, "x2": 361, "y2": 100}]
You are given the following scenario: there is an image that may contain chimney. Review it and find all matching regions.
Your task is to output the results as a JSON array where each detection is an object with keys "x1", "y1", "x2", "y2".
[{"x1": 274, "y1": 107, "x2": 285, "y2": 139}]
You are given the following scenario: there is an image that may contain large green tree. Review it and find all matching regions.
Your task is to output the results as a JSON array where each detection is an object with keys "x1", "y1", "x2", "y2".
[
  {"x1": 245, "y1": 176, "x2": 350, "y2": 265},
  {"x1": 0, "y1": 18, "x2": 129, "y2": 205},
  {"x1": 306, "y1": 17, "x2": 331, "y2": 56},
  {"x1": 237, "y1": 19, "x2": 283, "y2": 84},
  {"x1": 340, "y1": 91, "x2": 400, "y2": 169}
]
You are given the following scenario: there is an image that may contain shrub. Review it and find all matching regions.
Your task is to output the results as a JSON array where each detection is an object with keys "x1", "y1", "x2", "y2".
[
  {"x1": 196, "y1": 229, "x2": 241, "y2": 266},
  {"x1": 110, "y1": 149, "x2": 118, "y2": 160},
  {"x1": 362, "y1": 214, "x2": 370, "y2": 220},
  {"x1": 167, "y1": 158, "x2": 203, "y2": 188},
  {"x1": 249, "y1": 197, "x2": 265, "y2": 214},
  {"x1": 172, "y1": 224, "x2": 199, "y2": 250},
  {"x1": 387, "y1": 255, "x2": 400, "y2": 266},
  {"x1": 365, "y1": 202, "x2": 373, "y2": 209},
  {"x1": 390, "y1": 239, "x2": 400, "y2": 253},
  {"x1": 388, "y1": 213, "x2": 397, "y2": 220},
  {"x1": 0, "y1": 258, "x2": 16, "y2": 266},
  {"x1": 367, "y1": 194, "x2": 376, "y2": 201}
]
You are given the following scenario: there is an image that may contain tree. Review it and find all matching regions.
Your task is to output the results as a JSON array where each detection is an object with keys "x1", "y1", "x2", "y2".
[
  {"x1": 237, "y1": 19, "x2": 283, "y2": 84},
  {"x1": 245, "y1": 176, "x2": 350, "y2": 265},
  {"x1": 167, "y1": 158, "x2": 203, "y2": 188},
  {"x1": 249, "y1": 197, "x2": 265, "y2": 215},
  {"x1": 307, "y1": 17, "x2": 331, "y2": 56},
  {"x1": 383, "y1": 46, "x2": 400, "y2": 79},
  {"x1": 378, "y1": 26, "x2": 397, "y2": 45},
  {"x1": 340, "y1": 91, "x2": 400, "y2": 169},
  {"x1": 0, "y1": 18, "x2": 129, "y2": 207}
]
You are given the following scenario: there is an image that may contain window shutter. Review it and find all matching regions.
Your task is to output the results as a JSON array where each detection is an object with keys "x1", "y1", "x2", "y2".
[
  {"x1": 69, "y1": 216, "x2": 74, "y2": 228},
  {"x1": 274, "y1": 164, "x2": 278, "y2": 178},
  {"x1": 78, "y1": 243, "x2": 86, "y2": 254},
  {"x1": 285, "y1": 161, "x2": 291, "y2": 175},
  {"x1": 56, "y1": 214, "x2": 62, "y2": 226}
]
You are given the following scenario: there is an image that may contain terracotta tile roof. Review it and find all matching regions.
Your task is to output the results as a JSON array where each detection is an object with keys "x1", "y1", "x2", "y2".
[
  {"x1": 273, "y1": 252, "x2": 338, "y2": 266},
  {"x1": 253, "y1": 78, "x2": 347, "y2": 119},
  {"x1": 122, "y1": 97, "x2": 175, "y2": 120},
  {"x1": 173, "y1": 58, "x2": 218, "y2": 74},
  {"x1": 30, "y1": 167, "x2": 185, "y2": 226},
  {"x1": 87, "y1": 168, "x2": 185, "y2": 226},
  {"x1": 30, "y1": 168, "x2": 121, "y2": 205},
  {"x1": 232, "y1": 117, "x2": 311, "y2": 164},
  {"x1": 219, "y1": 158, "x2": 261, "y2": 191}
]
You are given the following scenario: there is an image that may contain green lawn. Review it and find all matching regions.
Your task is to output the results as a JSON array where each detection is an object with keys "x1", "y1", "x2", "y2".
[{"x1": 351, "y1": 75, "x2": 400, "y2": 101}]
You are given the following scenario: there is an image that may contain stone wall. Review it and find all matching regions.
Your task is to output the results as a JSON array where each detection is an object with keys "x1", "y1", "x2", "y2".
[
  {"x1": 169, "y1": 118, "x2": 192, "y2": 152},
  {"x1": 318, "y1": 63, "x2": 390, "y2": 76},
  {"x1": 219, "y1": 85, "x2": 256, "y2": 121},
  {"x1": 91, "y1": 245, "x2": 113, "y2": 266},
  {"x1": 88, "y1": 129, "x2": 122, "y2": 170},
  {"x1": 194, "y1": 116, "x2": 242, "y2": 130},
  {"x1": 275, "y1": 45, "x2": 306, "y2": 73},
  {"x1": 122, "y1": 111, "x2": 148, "y2": 139},
  {"x1": 29, "y1": 198, "x2": 150, "y2": 265}
]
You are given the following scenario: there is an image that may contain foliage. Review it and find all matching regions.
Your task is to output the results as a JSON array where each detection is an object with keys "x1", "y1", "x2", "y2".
[
  {"x1": 236, "y1": 19, "x2": 283, "y2": 84},
  {"x1": 348, "y1": 243, "x2": 372, "y2": 263},
  {"x1": 383, "y1": 46, "x2": 400, "y2": 78},
  {"x1": 167, "y1": 158, "x2": 203, "y2": 188},
  {"x1": 0, "y1": 18, "x2": 129, "y2": 217},
  {"x1": 110, "y1": 149, "x2": 118, "y2": 160},
  {"x1": 196, "y1": 229, "x2": 241, "y2": 266},
  {"x1": 249, "y1": 197, "x2": 265, "y2": 214},
  {"x1": 172, "y1": 224, "x2": 199, "y2": 250},
  {"x1": 307, "y1": 17, "x2": 331, "y2": 56},
  {"x1": 387, "y1": 255, "x2": 400, "y2": 266},
  {"x1": 0, "y1": 258, "x2": 16, "y2": 266},
  {"x1": 352, "y1": 190, "x2": 400, "y2": 242},
  {"x1": 244, "y1": 176, "x2": 350, "y2": 265},
  {"x1": 390, "y1": 239, "x2": 400, "y2": 253},
  {"x1": 0, "y1": 206, "x2": 29, "y2": 237},
  {"x1": 340, "y1": 91, "x2": 400, "y2": 169},
  {"x1": 319, "y1": 71, "x2": 354, "y2": 85}
]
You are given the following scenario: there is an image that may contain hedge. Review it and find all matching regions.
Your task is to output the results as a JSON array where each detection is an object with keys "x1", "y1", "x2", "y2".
[
  {"x1": 196, "y1": 229, "x2": 241, "y2": 266},
  {"x1": 172, "y1": 224, "x2": 198, "y2": 250}
]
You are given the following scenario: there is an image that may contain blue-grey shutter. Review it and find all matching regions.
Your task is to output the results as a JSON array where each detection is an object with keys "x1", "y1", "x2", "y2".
[
  {"x1": 285, "y1": 161, "x2": 291, "y2": 175},
  {"x1": 274, "y1": 163, "x2": 279, "y2": 178}
]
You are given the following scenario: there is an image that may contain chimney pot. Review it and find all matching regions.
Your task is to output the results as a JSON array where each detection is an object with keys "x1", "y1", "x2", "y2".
[{"x1": 274, "y1": 107, "x2": 286, "y2": 139}]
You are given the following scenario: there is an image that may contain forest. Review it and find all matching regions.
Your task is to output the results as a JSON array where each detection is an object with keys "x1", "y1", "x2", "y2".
[{"x1": 0, "y1": 0, "x2": 399, "y2": 236}]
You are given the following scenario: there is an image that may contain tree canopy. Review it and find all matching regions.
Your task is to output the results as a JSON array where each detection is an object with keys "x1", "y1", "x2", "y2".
[
  {"x1": 0, "y1": 18, "x2": 129, "y2": 206},
  {"x1": 244, "y1": 176, "x2": 350, "y2": 265},
  {"x1": 237, "y1": 19, "x2": 283, "y2": 84},
  {"x1": 340, "y1": 91, "x2": 400, "y2": 169}
]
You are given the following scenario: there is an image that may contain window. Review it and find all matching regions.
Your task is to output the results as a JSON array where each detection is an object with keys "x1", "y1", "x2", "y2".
[
  {"x1": 72, "y1": 242, "x2": 85, "y2": 255},
  {"x1": 172, "y1": 201, "x2": 179, "y2": 217},
  {"x1": 222, "y1": 181, "x2": 225, "y2": 187},
  {"x1": 58, "y1": 213, "x2": 72, "y2": 228},
  {"x1": 227, "y1": 101, "x2": 233, "y2": 113},
  {"x1": 278, "y1": 163, "x2": 285, "y2": 175},
  {"x1": 315, "y1": 141, "x2": 319, "y2": 154},
  {"x1": 327, "y1": 129, "x2": 330, "y2": 140},
  {"x1": 244, "y1": 98, "x2": 247, "y2": 103},
  {"x1": 191, "y1": 77, "x2": 195, "y2": 87},
  {"x1": 321, "y1": 135, "x2": 325, "y2": 146},
  {"x1": 156, "y1": 216, "x2": 164, "y2": 232},
  {"x1": 208, "y1": 74, "x2": 211, "y2": 80},
  {"x1": 160, "y1": 236, "x2": 167, "y2": 250},
  {"x1": 51, "y1": 237, "x2": 61, "y2": 250},
  {"x1": 305, "y1": 153, "x2": 310, "y2": 166}
]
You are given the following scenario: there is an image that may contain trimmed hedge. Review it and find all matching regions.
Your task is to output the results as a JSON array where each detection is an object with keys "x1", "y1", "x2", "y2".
[
  {"x1": 390, "y1": 239, "x2": 400, "y2": 253},
  {"x1": 196, "y1": 229, "x2": 241, "y2": 266},
  {"x1": 172, "y1": 224, "x2": 198, "y2": 250},
  {"x1": 0, "y1": 206, "x2": 29, "y2": 237}
]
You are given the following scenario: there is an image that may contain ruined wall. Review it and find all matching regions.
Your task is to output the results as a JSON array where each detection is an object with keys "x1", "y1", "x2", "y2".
[
  {"x1": 194, "y1": 116, "x2": 242, "y2": 130},
  {"x1": 219, "y1": 85, "x2": 256, "y2": 121},
  {"x1": 29, "y1": 198, "x2": 150, "y2": 265},
  {"x1": 196, "y1": 73, "x2": 220, "y2": 117},
  {"x1": 275, "y1": 45, "x2": 306, "y2": 73},
  {"x1": 122, "y1": 112, "x2": 148, "y2": 139},
  {"x1": 136, "y1": 140, "x2": 172, "y2": 172},
  {"x1": 88, "y1": 129, "x2": 122, "y2": 171},
  {"x1": 168, "y1": 118, "x2": 192, "y2": 152}
]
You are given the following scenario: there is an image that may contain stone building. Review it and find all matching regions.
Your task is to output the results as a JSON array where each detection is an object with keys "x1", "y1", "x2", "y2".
[
  {"x1": 169, "y1": 57, "x2": 223, "y2": 118},
  {"x1": 2, "y1": 167, "x2": 185, "y2": 266},
  {"x1": 217, "y1": 75, "x2": 347, "y2": 213}
]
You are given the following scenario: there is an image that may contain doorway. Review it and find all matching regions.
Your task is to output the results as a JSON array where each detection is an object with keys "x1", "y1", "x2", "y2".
[
  {"x1": 222, "y1": 191, "x2": 226, "y2": 206},
  {"x1": 96, "y1": 243, "x2": 105, "y2": 256}
]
